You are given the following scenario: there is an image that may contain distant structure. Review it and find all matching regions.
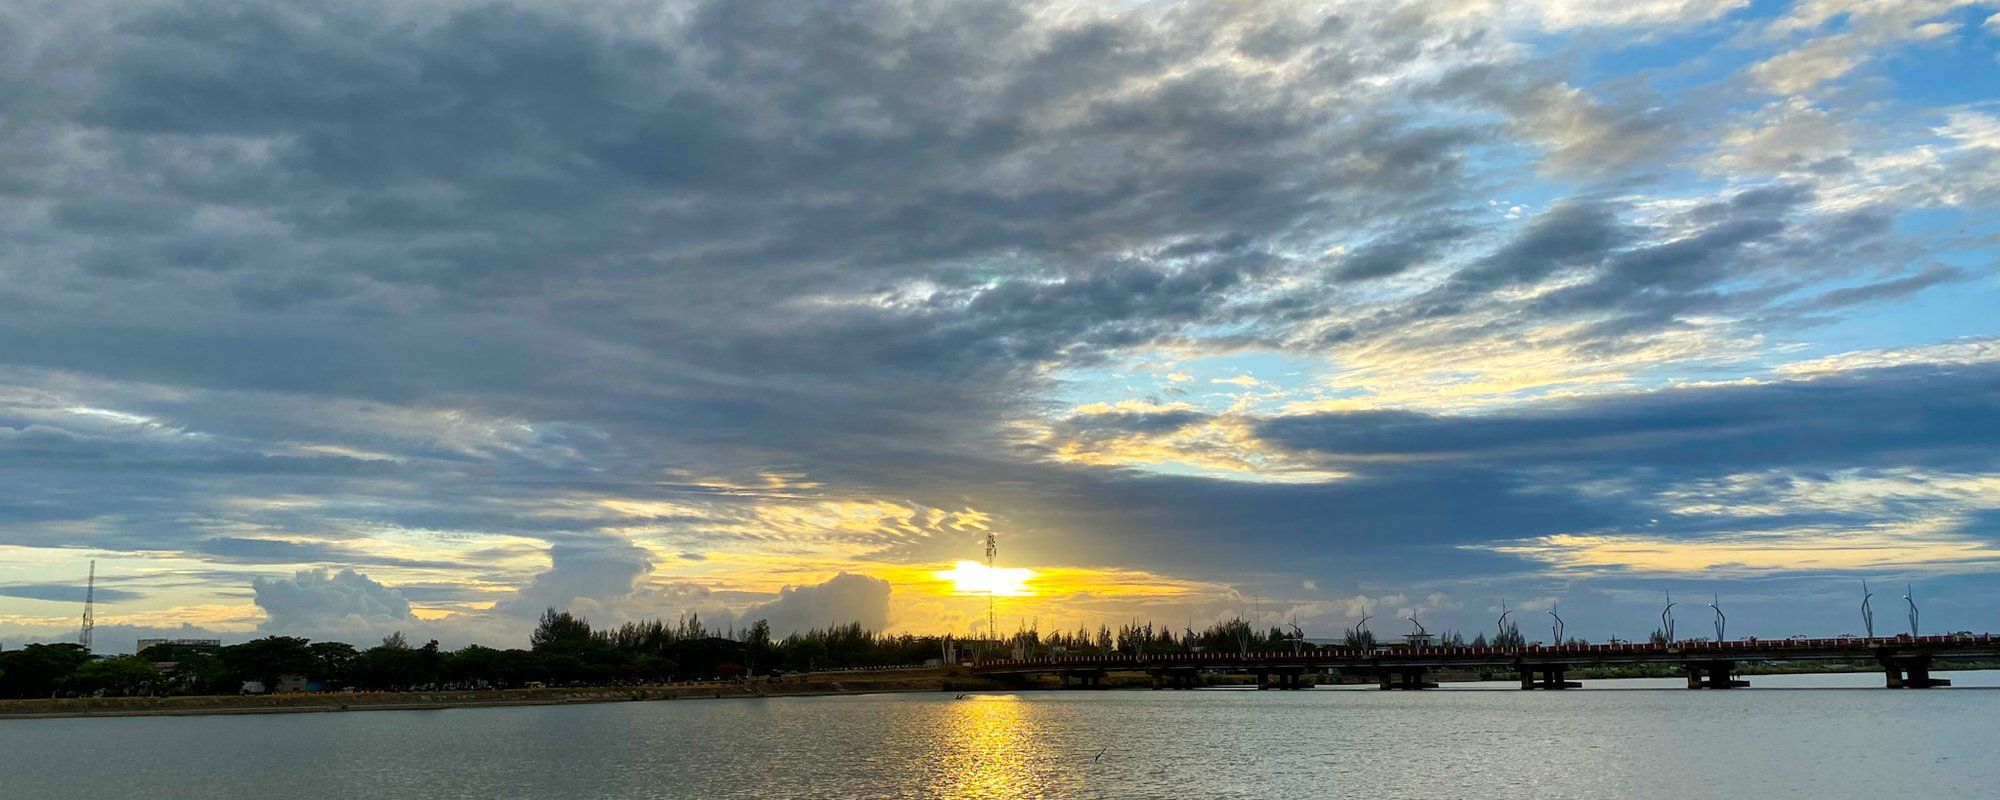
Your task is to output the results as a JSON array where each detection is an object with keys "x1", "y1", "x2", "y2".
[
  {"x1": 1403, "y1": 616, "x2": 1433, "y2": 647},
  {"x1": 78, "y1": 560, "x2": 95, "y2": 653},
  {"x1": 136, "y1": 638, "x2": 222, "y2": 654},
  {"x1": 138, "y1": 639, "x2": 222, "y2": 669},
  {"x1": 984, "y1": 531, "x2": 997, "y2": 644}
]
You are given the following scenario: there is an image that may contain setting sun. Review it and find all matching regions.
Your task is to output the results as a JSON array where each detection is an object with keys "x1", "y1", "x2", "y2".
[{"x1": 935, "y1": 560, "x2": 1036, "y2": 597}]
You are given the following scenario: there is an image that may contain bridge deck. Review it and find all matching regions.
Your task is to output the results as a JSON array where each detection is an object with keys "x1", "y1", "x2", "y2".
[{"x1": 972, "y1": 634, "x2": 2000, "y2": 675}]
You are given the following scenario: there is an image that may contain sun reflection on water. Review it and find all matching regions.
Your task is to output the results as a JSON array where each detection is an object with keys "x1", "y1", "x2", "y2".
[{"x1": 930, "y1": 695, "x2": 1048, "y2": 798}]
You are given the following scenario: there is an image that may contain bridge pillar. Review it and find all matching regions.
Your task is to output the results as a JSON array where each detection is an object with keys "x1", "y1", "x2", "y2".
[
  {"x1": 1518, "y1": 665, "x2": 1580, "y2": 689},
  {"x1": 1881, "y1": 656, "x2": 1950, "y2": 688},
  {"x1": 1377, "y1": 667, "x2": 1434, "y2": 690},
  {"x1": 1685, "y1": 661, "x2": 1748, "y2": 689},
  {"x1": 1150, "y1": 669, "x2": 1200, "y2": 689},
  {"x1": 1062, "y1": 670, "x2": 1107, "y2": 689},
  {"x1": 1259, "y1": 668, "x2": 1307, "y2": 690}
]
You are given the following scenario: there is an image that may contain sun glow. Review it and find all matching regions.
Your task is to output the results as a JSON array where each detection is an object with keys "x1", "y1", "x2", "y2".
[{"x1": 935, "y1": 560, "x2": 1036, "y2": 597}]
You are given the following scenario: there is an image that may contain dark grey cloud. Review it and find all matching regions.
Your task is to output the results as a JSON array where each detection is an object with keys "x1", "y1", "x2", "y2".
[
  {"x1": 1258, "y1": 363, "x2": 2000, "y2": 476},
  {"x1": 1332, "y1": 219, "x2": 1475, "y2": 282},
  {"x1": 0, "y1": 0, "x2": 1994, "y2": 645},
  {"x1": 0, "y1": 583, "x2": 146, "y2": 604}
]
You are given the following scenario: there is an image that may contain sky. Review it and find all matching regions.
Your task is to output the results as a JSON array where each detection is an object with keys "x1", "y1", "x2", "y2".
[{"x1": 2, "y1": 0, "x2": 1998, "y2": 653}]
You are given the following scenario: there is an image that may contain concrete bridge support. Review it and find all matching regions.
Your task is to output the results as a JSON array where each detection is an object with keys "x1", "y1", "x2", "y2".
[
  {"x1": 1881, "y1": 656, "x2": 1951, "y2": 688},
  {"x1": 1684, "y1": 660, "x2": 1750, "y2": 689},
  {"x1": 1150, "y1": 669, "x2": 1202, "y2": 690},
  {"x1": 1059, "y1": 669, "x2": 1107, "y2": 689},
  {"x1": 1255, "y1": 669, "x2": 1311, "y2": 690},
  {"x1": 1376, "y1": 667, "x2": 1436, "y2": 690},
  {"x1": 1517, "y1": 665, "x2": 1581, "y2": 689}
]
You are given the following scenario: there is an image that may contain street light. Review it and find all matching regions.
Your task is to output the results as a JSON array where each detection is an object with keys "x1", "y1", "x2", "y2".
[
  {"x1": 1662, "y1": 591, "x2": 1678, "y2": 644},
  {"x1": 1707, "y1": 594, "x2": 1725, "y2": 642},
  {"x1": 1903, "y1": 584, "x2": 1919, "y2": 637},
  {"x1": 1498, "y1": 601, "x2": 1513, "y2": 644},
  {"x1": 1548, "y1": 602, "x2": 1565, "y2": 645},
  {"x1": 1861, "y1": 580, "x2": 1876, "y2": 641}
]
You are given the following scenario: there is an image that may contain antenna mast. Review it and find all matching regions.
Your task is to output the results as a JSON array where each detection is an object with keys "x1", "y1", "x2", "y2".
[
  {"x1": 984, "y1": 532, "x2": 997, "y2": 646},
  {"x1": 80, "y1": 560, "x2": 96, "y2": 652}
]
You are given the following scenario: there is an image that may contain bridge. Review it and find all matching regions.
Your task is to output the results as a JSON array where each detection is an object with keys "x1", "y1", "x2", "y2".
[{"x1": 972, "y1": 634, "x2": 2000, "y2": 690}]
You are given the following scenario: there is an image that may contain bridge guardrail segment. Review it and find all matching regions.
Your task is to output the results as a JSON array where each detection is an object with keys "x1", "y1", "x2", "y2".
[{"x1": 972, "y1": 634, "x2": 1998, "y2": 671}]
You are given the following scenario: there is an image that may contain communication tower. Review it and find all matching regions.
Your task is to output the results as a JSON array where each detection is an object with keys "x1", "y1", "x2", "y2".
[
  {"x1": 984, "y1": 532, "x2": 997, "y2": 646},
  {"x1": 79, "y1": 560, "x2": 96, "y2": 652}
]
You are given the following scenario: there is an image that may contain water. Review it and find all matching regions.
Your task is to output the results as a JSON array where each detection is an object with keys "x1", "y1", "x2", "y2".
[{"x1": 4, "y1": 671, "x2": 1997, "y2": 799}]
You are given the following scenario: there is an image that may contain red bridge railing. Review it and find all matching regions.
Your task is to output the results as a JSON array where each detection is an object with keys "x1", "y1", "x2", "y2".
[{"x1": 972, "y1": 634, "x2": 1998, "y2": 669}]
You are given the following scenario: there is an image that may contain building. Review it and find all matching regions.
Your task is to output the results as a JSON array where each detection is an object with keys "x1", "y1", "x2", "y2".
[
  {"x1": 137, "y1": 638, "x2": 223, "y2": 671},
  {"x1": 136, "y1": 638, "x2": 222, "y2": 655}
]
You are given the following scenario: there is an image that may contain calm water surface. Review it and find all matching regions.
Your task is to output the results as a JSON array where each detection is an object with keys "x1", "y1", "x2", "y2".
[{"x1": 4, "y1": 671, "x2": 1997, "y2": 799}]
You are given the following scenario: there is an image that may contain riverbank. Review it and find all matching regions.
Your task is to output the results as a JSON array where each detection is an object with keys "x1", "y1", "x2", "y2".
[
  {"x1": 12, "y1": 661, "x2": 1998, "y2": 720},
  {"x1": 0, "y1": 668, "x2": 1001, "y2": 720}
]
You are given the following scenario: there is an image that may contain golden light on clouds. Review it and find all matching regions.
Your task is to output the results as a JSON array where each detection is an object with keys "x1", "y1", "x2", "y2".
[
  {"x1": 1034, "y1": 400, "x2": 1347, "y2": 484},
  {"x1": 1484, "y1": 519, "x2": 2000, "y2": 576},
  {"x1": 934, "y1": 560, "x2": 1036, "y2": 597}
]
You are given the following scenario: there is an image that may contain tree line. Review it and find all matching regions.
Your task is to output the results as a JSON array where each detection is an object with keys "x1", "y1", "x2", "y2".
[
  {"x1": 1, "y1": 611, "x2": 1538, "y2": 699},
  {"x1": 4, "y1": 608, "x2": 974, "y2": 698}
]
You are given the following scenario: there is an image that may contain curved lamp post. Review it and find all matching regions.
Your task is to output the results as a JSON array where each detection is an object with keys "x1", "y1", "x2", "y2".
[
  {"x1": 1861, "y1": 580, "x2": 1875, "y2": 641},
  {"x1": 1548, "y1": 602, "x2": 1565, "y2": 645},
  {"x1": 1662, "y1": 591, "x2": 1678, "y2": 644},
  {"x1": 1903, "y1": 584, "x2": 1919, "y2": 637},
  {"x1": 1498, "y1": 602, "x2": 1513, "y2": 644},
  {"x1": 1707, "y1": 594, "x2": 1725, "y2": 643}
]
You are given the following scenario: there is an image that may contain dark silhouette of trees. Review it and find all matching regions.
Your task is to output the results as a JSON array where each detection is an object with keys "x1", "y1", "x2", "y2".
[
  {"x1": 6, "y1": 608, "x2": 1575, "y2": 700},
  {"x1": 220, "y1": 636, "x2": 313, "y2": 692},
  {"x1": 0, "y1": 643, "x2": 94, "y2": 697},
  {"x1": 68, "y1": 655, "x2": 160, "y2": 696}
]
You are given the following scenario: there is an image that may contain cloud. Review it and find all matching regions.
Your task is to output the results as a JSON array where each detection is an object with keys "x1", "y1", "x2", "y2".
[
  {"x1": 1750, "y1": 1, "x2": 1983, "y2": 95},
  {"x1": 0, "y1": 0, "x2": 1996, "y2": 646},
  {"x1": 741, "y1": 572, "x2": 892, "y2": 636},
  {"x1": 492, "y1": 537, "x2": 655, "y2": 619},
  {"x1": 1529, "y1": 0, "x2": 1747, "y2": 29},
  {"x1": 252, "y1": 567, "x2": 414, "y2": 634},
  {"x1": 0, "y1": 583, "x2": 145, "y2": 604}
]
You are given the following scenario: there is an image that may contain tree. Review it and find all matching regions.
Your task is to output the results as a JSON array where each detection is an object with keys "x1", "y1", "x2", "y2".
[
  {"x1": 531, "y1": 608, "x2": 593, "y2": 651},
  {"x1": 167, "y1": 651, "x2": 233, "y2": 695},
  {"x1": 355, "y1": 640, "x2": 443, "y2": 690},
  {"x1": 0, "y1": 643, "x2": 94, "y2": 698},
  {"x1": 221, "y1": 637, "x2": 314, "y2": 691},
  {"x1": 70, "y1": 656, "x2": 162, "y2": 696},
  {"x1": 446, "y1": 645, "x2": 511, "y2": 687},
  {"x1": 309, "y1": 642, "x2": 360, "y2": 686},
  {"x1": 743, "y1": 619, "x2": 773, "y2": 675}
]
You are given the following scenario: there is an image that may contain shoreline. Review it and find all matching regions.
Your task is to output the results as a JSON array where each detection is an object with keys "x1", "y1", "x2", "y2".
[
  {"x1": 7, "y1": 664, "x2": 1995, "y2": 721},
  {"x1": 0, "y1": 669, "x2": 998, "y2": 721}
]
